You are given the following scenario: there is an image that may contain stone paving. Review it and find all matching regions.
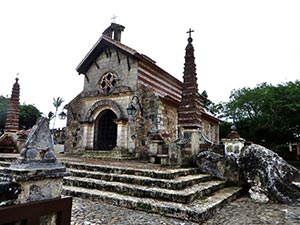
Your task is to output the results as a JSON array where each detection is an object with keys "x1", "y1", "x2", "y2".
[{"x1": 71, "y1": 195, "x2": 300, "y2": 225}]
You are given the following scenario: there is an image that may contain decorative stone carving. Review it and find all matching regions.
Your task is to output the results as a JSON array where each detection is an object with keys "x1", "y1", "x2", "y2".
[
  {"x1": 222, "y1": 125, "x2": 245, "y2": 158},
  {"x1": 20, "y1": 117, "x2": 55, "y2": 161}
]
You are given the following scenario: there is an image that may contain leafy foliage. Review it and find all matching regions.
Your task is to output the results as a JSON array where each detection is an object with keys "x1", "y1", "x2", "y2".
[
  {"x1": 0, "y1": 96, "x2": 9, "y2": 131},
  {"x1": 19, "y1": 104, "x2": 42, "y2": 129},
  {"x1": 222, "y1": 81, "x2": 300, "y2": 149},
  {"x1": 50, "y1": 97, "x2": 64, "y2": 129}
]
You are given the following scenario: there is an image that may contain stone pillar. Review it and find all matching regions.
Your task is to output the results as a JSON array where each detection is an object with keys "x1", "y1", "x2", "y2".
[
  {"x1": 181, "y1": 129, "x2": 201, "y2": 164},
  {"x1": 149, "y1": 134, "x2": 165, "y2": 164},
  {"x1": 2, "y1": 117, "x2": 69, "y2": 224},
  {"x1": 222, "y1": 125, "x2": 245, "y2": 158},
  {"x1": 3, "y1": 160, "x2": 67, "y2": 204},
  {"x1": 115, "y1": 119, "x2": 128, "y2": 149}
]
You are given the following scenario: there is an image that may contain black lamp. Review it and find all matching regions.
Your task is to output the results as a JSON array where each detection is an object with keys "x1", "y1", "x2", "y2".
[
  {"x1": 126, "y1": 103, "x2": 137, "y2": 116},
  {"x1": 58, "y1": 111, "x2": 67, "y2": 120},
  {"x1": 126, "y1": 96, "x2": 143, "y2": 117}
]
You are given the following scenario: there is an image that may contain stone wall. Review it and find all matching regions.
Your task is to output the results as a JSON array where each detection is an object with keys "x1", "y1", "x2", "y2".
[
  {"x1": 84, "y1": 49, "x2": 138, "y2": 93},
  {"x1": 202, "y1": 119, "x2": 219, "y2": 144},
  {"x1": 160, "y1": 98, "x2": 178, "y2": 143},
  {"x1": 132, "y1": 84, "x2": 179, "y2": 158},
  {"x1": 65, "y1": 94, "x2": 84, "y2": 153}
]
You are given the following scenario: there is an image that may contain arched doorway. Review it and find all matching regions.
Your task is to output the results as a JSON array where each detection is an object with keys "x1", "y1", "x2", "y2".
[{"x1": 94, "y1": 109, "x2": 117, "y2": 150}]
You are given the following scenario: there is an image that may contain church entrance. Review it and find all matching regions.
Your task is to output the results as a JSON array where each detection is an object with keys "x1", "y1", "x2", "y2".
[{"x1": 94, "y1": 109, "x2": 117, "y2": 150}]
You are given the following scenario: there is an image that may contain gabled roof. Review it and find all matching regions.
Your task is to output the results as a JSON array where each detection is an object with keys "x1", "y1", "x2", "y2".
[{"x1": 76, "y1": 35, "x2": 156, "y2": 75}]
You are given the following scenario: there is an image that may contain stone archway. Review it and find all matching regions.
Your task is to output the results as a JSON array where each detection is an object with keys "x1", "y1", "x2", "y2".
[{"x1": 94, "y1": 109, "x2": 117, "y2": 150}]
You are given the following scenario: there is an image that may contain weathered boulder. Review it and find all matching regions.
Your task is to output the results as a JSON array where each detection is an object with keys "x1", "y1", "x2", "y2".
[
  {"x1": 196, "y1": 144, "x2": 300, "y2": 205},
  {"x1": 238, "y1": 144, "x2": 300, "y2": 205},
  {"x1": 196, "y1": 151, "x2": 240, "y2": 182}
]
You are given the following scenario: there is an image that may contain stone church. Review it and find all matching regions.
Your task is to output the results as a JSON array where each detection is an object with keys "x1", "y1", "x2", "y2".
[{"x1": 65, "y1": 23, "x2": 220, "y2": 162}]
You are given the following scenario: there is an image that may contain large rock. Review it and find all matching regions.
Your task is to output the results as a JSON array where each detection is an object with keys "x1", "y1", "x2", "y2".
[
  {"x1": 196, "y1": 144, "x2": 300, "y2": 205},
  {"x1": 238, "y1": 144, "x2": 300, "y2": 205},
  {"x1": 196, "y1": 151, "x2": 240, "y2": 182}
]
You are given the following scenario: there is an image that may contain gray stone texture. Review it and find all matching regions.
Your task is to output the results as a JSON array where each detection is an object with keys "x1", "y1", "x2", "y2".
[
  {"x1": 238, "y1": 144, "x2": 300, "y2": 205},
  {"x1": 196, "y1": 151, "x2": 240, "y2": 182},
  {"x1": 196, "y1": 144, "x2": 300, "y2": 205},
  {"x1": 25, "y1": 117, "x2": 52, "y2": 151}
]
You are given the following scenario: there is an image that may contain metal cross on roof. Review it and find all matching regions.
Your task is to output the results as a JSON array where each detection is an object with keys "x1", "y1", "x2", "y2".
[
  {"x1": 187, "y1": 28, "x2": 194, "y2": 38},
  {"x1": 111, "y1": 15, "x2": 117, "y2": 23}
]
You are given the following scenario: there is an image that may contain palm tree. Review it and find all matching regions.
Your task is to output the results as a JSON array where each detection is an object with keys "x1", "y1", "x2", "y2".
[{"x1": 52, "y1": 97, "x2": 64, "y2": 129}]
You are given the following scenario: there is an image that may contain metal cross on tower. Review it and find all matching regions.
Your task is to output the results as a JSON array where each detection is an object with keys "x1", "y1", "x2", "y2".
[
  {"x1": 111, "y1": 15, "x2": 117, "y2": 23},
  {"x1": 186, "y1": 28, "x2": 194, "y2": 38}
]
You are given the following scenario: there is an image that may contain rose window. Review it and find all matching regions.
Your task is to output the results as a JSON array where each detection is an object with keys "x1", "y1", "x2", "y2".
[{"x1": 99, "y1": 72, "x2": 118, "y2": 94}]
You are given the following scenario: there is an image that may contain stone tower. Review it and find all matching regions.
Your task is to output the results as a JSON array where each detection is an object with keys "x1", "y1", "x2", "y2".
[
  {"x1": 178, "y1": 30, "x2": 204, "y2": 130},
  {"x1": 5, "y1": 78, "x2": 20, "y2": 132},
  {"x1": 0, "y1": 78, "x2": 20, "y2": 152},
  {"x1": 177, "y1": 29, "x2": 206, "y2": 162}
]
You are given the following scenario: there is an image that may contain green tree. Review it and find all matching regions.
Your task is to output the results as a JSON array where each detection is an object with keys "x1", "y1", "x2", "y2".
[
  {"x1": 19, "y1": 104, "x2": 42, "y2": 129},
  {"x1": 0, "y1": 96, "x2": 9, "y2": 131},
  {"x1": 222, "y1": 81, "x2": 300, "y2": 150},
  {"x1": 50, "y1": 97, "x2": 64, "y2": 129}
]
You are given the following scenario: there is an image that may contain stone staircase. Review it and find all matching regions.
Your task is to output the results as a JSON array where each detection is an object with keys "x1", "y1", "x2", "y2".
[
  {"x1": 61, "y1": 160, "x2": 243, "y2": 223},
  {"x1": 0, "y1": 154, "x2": 243, "y2": 223},
  {"x1": 64, "y1": 149, "x2": 137, "y2": 161},
  {"x1": 0, "y1": 154, "x2": 18, "y2": 169}
]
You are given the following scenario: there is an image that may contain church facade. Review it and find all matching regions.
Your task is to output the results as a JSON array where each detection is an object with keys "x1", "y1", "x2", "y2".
[{"x1": 65, "y1": 23, "x2": 220, "y2": 159}]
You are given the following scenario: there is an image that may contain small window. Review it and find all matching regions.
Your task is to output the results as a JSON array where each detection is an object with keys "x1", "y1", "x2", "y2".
[{"x1": 99, "y1": 72, "x2": 118, "y2": 94}]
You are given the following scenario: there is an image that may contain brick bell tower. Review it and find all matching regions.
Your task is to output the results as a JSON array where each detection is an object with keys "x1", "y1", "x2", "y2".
[
  {"x1": 0, "y1": 77, "x2": 20, "y2": 152},
  {"x1": 5, "y1": 77, "x2": 20, "y2": 132},
  {"x1": 178, "y1": 29, "x2": 205, "y2": 161}
]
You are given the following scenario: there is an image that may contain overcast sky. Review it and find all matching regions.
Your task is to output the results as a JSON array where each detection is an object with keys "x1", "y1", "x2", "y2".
[{"x1": 1, "y1": 0, "x2": 299, "y2": 128}]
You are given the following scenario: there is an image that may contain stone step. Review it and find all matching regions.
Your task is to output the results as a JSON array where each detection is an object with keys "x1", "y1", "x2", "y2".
[
  {"x1": 82, "y1": 150, "x2": 137, "y2": 160},
  {"x1": 67, "y1": 168, "x2": 212, "y2": 190},
  {"x1": 62, "y1": 161, "x2": 201, "y2": 179},
  {"x1": 62, "y1": 185, "x2": 243, "y2": 223},
  {"x1": 63, "y1": 176, "x2": 225, "y2": 204},
  {"x1": 0, "y1": 161, "x2": 11, "y2": 168},
  {"x1": 0, "y1": 155, "x2": 18, "y2": 162}
]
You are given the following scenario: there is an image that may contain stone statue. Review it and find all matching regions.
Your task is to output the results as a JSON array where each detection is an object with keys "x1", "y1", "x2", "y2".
[{"x1": 20, "y1": 117, "x2": 56, "y2": 161}]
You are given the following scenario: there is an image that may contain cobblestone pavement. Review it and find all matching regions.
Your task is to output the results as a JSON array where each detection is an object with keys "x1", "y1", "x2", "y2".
[{"x1": 71, "y1": 195, "x2": 300, "y2": 225}]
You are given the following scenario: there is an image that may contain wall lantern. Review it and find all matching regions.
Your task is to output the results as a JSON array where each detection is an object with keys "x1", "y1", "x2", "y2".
[
  {"x1": 126, "y1": 96, "x2": 143, "y2": 117},
  {"x1": 59, "y1": 105, "x2": 77, "y2": 120},
  {"x1": 58, "y1": 111, "x2": 67, "y2": 120}
]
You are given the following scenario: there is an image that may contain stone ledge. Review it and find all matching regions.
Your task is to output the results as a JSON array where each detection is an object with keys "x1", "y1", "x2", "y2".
[
  {"x1": 63, "y1": 185, "x2": 242, "y2": 223},
  {"x1": 63, "y1": 161, "x2": 201, "y2": 179},
  {"x1": 67, "y1": 168, "x2": 212, "y2": 190},
  {"x1": 64, "y1": 176, "x2": 225, "y2": 204},
  {"x1": 2, "y1": 162, "x2": 69, "y2": 181}
]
